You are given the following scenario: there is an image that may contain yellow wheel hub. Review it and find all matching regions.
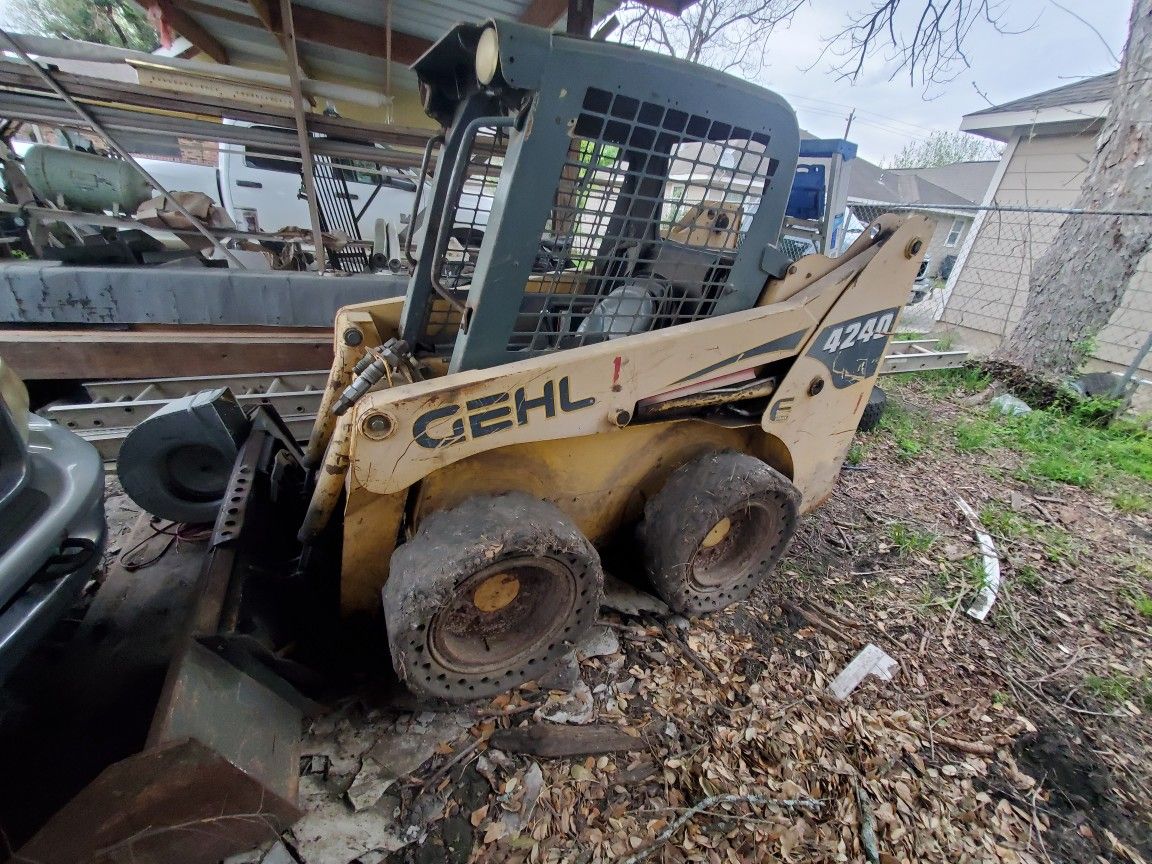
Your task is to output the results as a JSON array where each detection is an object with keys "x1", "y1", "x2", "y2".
[
  {"x1": 701, "y1": 516, "x2": 732, "y2": 549},
  {"x1": 473, "y1": 572, "x2": 521, "y2": 612}
]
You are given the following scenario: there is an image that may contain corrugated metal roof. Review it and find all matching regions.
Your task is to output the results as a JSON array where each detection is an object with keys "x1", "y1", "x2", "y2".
[{"x1": 180, "y1": 0, "x2": 622, "y2": 90}]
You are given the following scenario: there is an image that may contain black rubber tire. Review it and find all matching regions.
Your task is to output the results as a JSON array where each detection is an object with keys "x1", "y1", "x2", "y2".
[
  {"x1": 383, "y1": 492, "x2": 603, "y2": 703},
  {"x1": 856, "y1": 386, "x2": 888, "y2": 433},
  {"x1": 639, "y1": 451, "x2": 800, "y2": 615}
]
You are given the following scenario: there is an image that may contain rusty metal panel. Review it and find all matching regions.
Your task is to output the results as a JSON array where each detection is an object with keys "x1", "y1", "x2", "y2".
[
  {"x1": 16, "y1": 737, "x2": 301, "y2": 864},
  {"x1": 147, "y1": 640, "x2": 302, "y2": 801},
  {"x1": 0, "y1": 263, "x2": 405, "y2": 326}
]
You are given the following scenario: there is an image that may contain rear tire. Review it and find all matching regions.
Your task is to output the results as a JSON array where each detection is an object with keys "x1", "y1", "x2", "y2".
[
  {"x1": 640, "y1": 451, "x2": 800, "y2": 615},
  {"x1": 856, "y1": 386, "x2": 887, "y2": 433},
  {"x1": 383, "y1": 492, "x2": 603, "y2": 703}
]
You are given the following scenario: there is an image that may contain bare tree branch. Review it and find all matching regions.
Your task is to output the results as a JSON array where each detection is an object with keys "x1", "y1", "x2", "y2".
[
  {"x1": 615, "y1": 0, "x2": 804, "y2": 74},
  {"x1": 815, "y1": 0, "x2": 1037, "y2": 92}
]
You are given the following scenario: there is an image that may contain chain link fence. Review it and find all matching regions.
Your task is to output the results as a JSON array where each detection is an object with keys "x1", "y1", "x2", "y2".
[{"x1": 848, "y1": 202, "x2": 1152, "y2": 403}]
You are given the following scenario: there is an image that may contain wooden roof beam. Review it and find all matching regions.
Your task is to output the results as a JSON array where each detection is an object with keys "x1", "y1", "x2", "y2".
[
  {"x1": 147, "y1": 0, "x2": 229, "y2": 64},
  {"x1": 180, "y1": 0, "x2": 431, "y2": 65},
  {"x1": 519, "y1": 0, "x2": 700, "y2": 30}
]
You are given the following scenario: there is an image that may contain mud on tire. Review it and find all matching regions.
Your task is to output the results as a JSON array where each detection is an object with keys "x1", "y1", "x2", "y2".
[
  {"x1": 640, "y1": 451, "x2": 800, "y2": 615},
  {"x1": 383, "y1": 492, "x2": 603, "y2": 703}
]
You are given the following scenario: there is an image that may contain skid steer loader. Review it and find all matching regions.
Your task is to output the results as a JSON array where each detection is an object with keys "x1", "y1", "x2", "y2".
[
  {"x1": 127, "y1": 17, "x2": 929, "y2": 707},
  {"x1": 23, "y1": 20, "x2": 928, "y2": 861}
]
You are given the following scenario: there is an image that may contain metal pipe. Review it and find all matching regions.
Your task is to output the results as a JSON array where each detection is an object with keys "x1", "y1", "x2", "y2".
[
  {"x1": 279, "y1": 0, "x2": 326, "y2": 273},
  {"x1": 298, "y1": 411, "x2": 353, "y2": 542},
  {"x1": 1, "y1": 31, "x2": 391, "y2": 108},
  {"x1": 0, "y1": 26, "x2": 246, "y2": 268},
  {"x1": 1112, "y1": 329, "x2": 1152, "y2": 410},
  {"x1": 0, "y1": 91, "x2": 421, "y2": 167},
  {"x1": 404, "y1": 134, "x2": 444, "y2": 267},
  {"x1": 428, "y1": 116, "x2": 515, "y2": 308}
]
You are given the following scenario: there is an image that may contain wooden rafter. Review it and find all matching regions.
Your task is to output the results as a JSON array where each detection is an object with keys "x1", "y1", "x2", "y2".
[
  {"x1": 519, "y1": 0, "x2": 700, "y2": 29},
  {"x1": 147, "y1": 0, "x2": 229, "y2": 64},
  {"x1": 180, "y1": 0, "x2": 432, "y2": 65},
  {"x1": 519, "y1": 0, "x2": 568, "y2": 27},
  {"x1": 244, "y1": 0, "x2": 317, "y2": 84}
]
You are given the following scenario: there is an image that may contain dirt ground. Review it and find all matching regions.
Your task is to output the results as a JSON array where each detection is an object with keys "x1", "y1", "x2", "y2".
[
  {"x1": 237, "y1": 375, "x2": 1151, "y2": 864},
  {"x1": 13, "y1": 375, "x2": 1147, "y2": 864}
]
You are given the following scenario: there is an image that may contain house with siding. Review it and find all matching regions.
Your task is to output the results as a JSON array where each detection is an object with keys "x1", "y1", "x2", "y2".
[
  {"x1": 846, "y1": 159, "x2": 997, "y2": 278},
  {"x1": 938, "y1": 72, "x2": 1152, "y2": 394}
]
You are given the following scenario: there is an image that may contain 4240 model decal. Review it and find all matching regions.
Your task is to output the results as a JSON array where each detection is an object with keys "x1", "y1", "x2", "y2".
[{"x1": 806, "y1": 307, "x2": 899, "y2": 389}]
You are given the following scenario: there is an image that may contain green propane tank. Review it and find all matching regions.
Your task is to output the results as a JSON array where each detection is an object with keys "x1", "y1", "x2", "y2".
[{"x1": 22, "y1": 144, "x2": 153, "y2": 213}]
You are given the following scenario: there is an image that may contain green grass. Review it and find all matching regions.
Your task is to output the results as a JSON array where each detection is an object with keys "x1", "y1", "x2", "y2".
[
  {"x1": 954, "y1": 407, "x2": 1152, "y2": 491},
  {"x1": 846, "y1": 442, "x2": 865, "y2": 466},
  {"x1": 875, "y1": 399, "x2": 935, "y2": 460},
  {"x1": 888, "y1": 522, "x2": 936, "y2": 555},
  {"x1": 979, "y1": 504, "x2": 1027, "y2": 539},
  {"x1": 1113, "y1": 492, "x2": 1151, "y2": 513},
  {"x1": 1014, "y1": 564, "x2": 1042, "y2": 591},
  {"x1": 934, "y1": 331, "x2": 957, "y2": 351},
  {"x1": 1083, "y1": 673, "x2": 1152, "y2": 709},
  {"x1": 1127, "y1": 591, "x2": 1152, "y2": 619}
]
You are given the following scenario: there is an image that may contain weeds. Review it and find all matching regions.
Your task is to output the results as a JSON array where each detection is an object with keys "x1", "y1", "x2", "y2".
[
  {"x1": 1126, "y1": 591, "x2": 1152, "y2": 619},
  {"x1": 1113, "y1": 491, "x2": 1151, "y2": 513},
  {"x1": 888, "y1": 366, "x2": 990, "y2": 400},
  {"x1": 888, "y1": 522, "x2": 936, "y2": 555},
  {"x1": 875, "y1": 399, "x2": 934, "y2": 460},
  {"x1": 1014, "y1": 564, "x2": 1042, "y2": 591},
  {"x1": 846, "y1": 442, "x2": 865, "y2": 466},
  {"x1": 1082, "y1": 673, "x2": 1152, "y2": 709},
  {"x1": 954, "y1": 406, "x2": 1152, "y2": 490},
  {"x1": 979, "y1": 504, "x2": 1027, "y2": 539}
]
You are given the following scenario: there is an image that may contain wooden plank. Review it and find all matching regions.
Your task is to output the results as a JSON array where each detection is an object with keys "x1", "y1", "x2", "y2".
[
  {"x1": 151, "y1": 0, "x2": 229, "y2": 64},
  {"x1": 1, "y1": 328, "x2": 333, "y2": 380},
  {"x1": 489, "y1": 724, "x2": 645, "y2": 758},
  {"x1": 520, "y1": 0, "x2": 568, "y2": 27}
]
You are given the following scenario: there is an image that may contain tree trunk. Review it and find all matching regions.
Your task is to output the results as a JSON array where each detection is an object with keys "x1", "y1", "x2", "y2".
[{"x1": 991, "y1": 0, "x2": 1152, "y2": 377}]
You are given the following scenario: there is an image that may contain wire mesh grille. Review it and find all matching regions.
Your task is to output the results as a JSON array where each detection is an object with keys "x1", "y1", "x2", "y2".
[
  {"x1": 422, "y1": 88, "x2": 780, "y2": 355},
  {"x1": 508, "y1": 87, "x2": 778, "y2": 351},
  {"x1": 423, "y1": 126, "x2": 508, "y2": 343}
]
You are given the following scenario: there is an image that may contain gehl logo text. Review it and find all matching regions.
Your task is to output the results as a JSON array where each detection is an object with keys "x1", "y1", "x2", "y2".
[{"x1": 412, "y1": 377, "x2": 595, "y2": 448}]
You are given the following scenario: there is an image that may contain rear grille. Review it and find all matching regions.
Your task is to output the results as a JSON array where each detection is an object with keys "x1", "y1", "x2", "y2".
[{"x1": 431, "y1": 88, "x2": 779, "y2": 354}]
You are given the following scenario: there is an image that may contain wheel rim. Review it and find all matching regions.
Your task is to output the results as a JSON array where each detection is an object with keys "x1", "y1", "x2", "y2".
[
  {"x1": 689, "y1": 502, "x2": 781, "y2": 591},
  {"x1": 427, "y1": 556, "x2": 578, "y2": 676}
]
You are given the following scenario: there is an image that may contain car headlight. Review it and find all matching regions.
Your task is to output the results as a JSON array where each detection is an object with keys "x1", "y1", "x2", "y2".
[
  {"x1": 476, "y1": 26, "x2": 500, "y2": 86},
  {"x1": 0, "y1": 357, "x2": 29, "y2": 447}
]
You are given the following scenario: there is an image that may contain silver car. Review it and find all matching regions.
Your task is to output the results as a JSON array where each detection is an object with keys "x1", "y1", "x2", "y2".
[{"x1": 0, "y1": 359, "x2": 105, "y2": 683}]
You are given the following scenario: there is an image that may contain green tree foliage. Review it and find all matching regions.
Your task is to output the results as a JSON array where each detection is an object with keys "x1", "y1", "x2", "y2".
[
  {"x1": 885, "y1": 131, "x2": 1002, "y2": 169},
  {"x1": 10, "y1": 0, "x2": 159, "y2": 52}
]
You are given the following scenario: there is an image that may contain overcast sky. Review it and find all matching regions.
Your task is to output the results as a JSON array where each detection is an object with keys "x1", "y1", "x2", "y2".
[
  {"x1": 743, "y1": 0, "x2": 1129, "y2": 163},
  {"x1": 0, "y1": 0, "x2": 1129, "y2": 165}
]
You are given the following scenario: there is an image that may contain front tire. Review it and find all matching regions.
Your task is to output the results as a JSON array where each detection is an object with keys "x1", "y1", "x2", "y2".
[
  {"x1": 383, "y1": 492, "x2": 603, "y2": 703},
  {"x1": 640, "y1": 451, "x2": 800, "y2": 615}
]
